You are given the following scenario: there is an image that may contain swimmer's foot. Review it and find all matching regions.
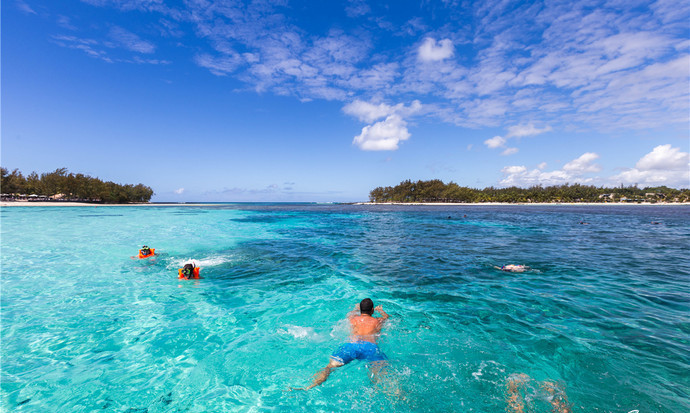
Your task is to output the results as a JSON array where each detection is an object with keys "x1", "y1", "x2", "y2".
[
  {"x1": 542, "y1": 381, "x2": 571, "y2": 413},
  {"x1": 506, "y1": 374, "x2": 530, "y2": 413}
]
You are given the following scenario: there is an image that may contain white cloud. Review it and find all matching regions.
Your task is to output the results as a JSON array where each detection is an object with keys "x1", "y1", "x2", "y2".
[
  {"x1": 418, "y1": 38, "x2": 454, "y2": 62},
  {"x1": 68, "y1": 0, "x2": 689, "y2": 134},
  {"x1": 500, "y1": 152, "x2": 601, "y2": 186},
  {"x1": 109, "y1": 26, "x2": 155, "y2": 53},
  {"x1": 563, "y1": 152, "x2": 601, "y2": 173},
  {"x1": 635, "y1": 144, "x2": 689, "y2": 170},
  {"x1": 16, "y1": 0, "x2": 36, "y2": 14},
  {"x1": 502, "y1": 165, "x2": 527, "y2": 175},
  {"x1": 195, "y1": 54, "x2": 242, "y2": 76},
  {"x1": 501, "y1": 147, "x2": 519, "y2": 156},
  {"x1": 343, "y1": 100, "x2": 395, "y2": 123},
  {"x1": 352, "y1": 114, "x2": 410, "y2": 151},
  {"x1": 484, "y1": 136, "x2": 506, "y2": 148},
  {"x1": 611, "y1": 144, "x2": 690, "y2": 187},
  {"x1": 499, "y1": 145, "x2": 690, "y2": 188},
  {"x1": 174, "y1": 188, "x2": 185, "y2": 194},
  {"x1": 343, "y1": 99, "x2": 422, "y2": 123},
  {"x1": 506, "y1": 123, "x2": 552, "y2": 138}
]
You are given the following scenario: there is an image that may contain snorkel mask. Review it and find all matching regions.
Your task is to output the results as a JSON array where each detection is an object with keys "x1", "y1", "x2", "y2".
[
  {"x1": 182, "y1": 266, "x2": 193, "y2": 278},
  {"x1": 141, "y1": 246, "x2": 150, "y2": 255}
]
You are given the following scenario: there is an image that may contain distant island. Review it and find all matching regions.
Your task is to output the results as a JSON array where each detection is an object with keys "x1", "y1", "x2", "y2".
[
  {"x1": 1, "y1": 167, "x2": 153, "y2": 204},
  {"x1": 369, "y1": 179, "x2": 690, "y2": 204}
]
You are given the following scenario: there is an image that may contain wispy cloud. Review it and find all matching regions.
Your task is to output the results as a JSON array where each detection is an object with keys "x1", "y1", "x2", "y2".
[
  {"x1": 16, "y1": 0, "x2": 36, "y2": 14},
  {"x1": 46, "y1": 0, "x2": 690, "y2": 135},
  {"x1": 109, "y1": 26, "x2": 155, "y2": 53}
]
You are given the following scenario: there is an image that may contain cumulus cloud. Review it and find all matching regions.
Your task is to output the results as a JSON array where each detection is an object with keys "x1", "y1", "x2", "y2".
[
  {"x1": 353, "y1": 114, "x2": 410, "y2": 151},
  {"x1": 344, "y1": 99, "x2": 422, "y2": 150},
  {"x1": 418, "y1": 38, "x2": 454, "y2": 62},
  {"x1": 563, "y1": 152, "x2": 602, "y2": 173},
  {"x1": 500, "y1": 152, "x2": 601, "y2": 186},
  {"x1": 499, "y1": 145, "x2": 689, "y2": 188},
  {"x1": 484, "y1": 136, "x2": 506, "y2": 148},
  {"x1": 611, "y1": 144, "x2": 690, "y2": 187}
]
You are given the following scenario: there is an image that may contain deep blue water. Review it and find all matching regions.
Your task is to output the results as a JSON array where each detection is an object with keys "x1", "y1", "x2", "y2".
[{"x1": 1, "y1": 204, "x2": 689, "y2": 412}]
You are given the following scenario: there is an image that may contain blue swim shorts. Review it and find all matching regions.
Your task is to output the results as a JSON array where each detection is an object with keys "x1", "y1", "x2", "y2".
[{"x1": 331, "y1": 341, "x2": 387, "y2": 364}]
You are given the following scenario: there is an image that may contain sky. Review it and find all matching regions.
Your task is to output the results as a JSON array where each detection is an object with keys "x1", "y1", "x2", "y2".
[{"x1": 2, "y1": 0, "x2": 689, "y2": 202}]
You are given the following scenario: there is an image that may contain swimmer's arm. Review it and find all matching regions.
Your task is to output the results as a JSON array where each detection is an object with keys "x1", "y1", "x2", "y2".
[
  {"x1": 346, "y1": 303, "x2": 360, "y2": 319},
  {"x1": 375, "y1": 305, "x2": 389, "y2": 322}
]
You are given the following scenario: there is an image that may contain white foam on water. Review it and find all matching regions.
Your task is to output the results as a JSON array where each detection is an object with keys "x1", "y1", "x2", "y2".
[
  {"x1": 170, "y1": 256, "x2": 231, "y2": 268},
  {"x1": 278, "y1": 325, "x2": 322, "y2": 341}
]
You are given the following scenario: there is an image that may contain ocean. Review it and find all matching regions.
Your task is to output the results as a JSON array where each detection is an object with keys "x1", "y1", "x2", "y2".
[{"x1": 1, "y1": 204, "x2": 688, "y2": 412}]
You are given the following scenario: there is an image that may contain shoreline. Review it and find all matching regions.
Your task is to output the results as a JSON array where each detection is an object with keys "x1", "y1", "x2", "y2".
[
  {"x1": 1, "y1": 201, "x2": 688, "y2": 207},
  {"x1": 358, "y1": 202, "x2": 689, "y2": 206},
  {"x1": 0, "y1": 201, "x2": 209, "y2": 207}
]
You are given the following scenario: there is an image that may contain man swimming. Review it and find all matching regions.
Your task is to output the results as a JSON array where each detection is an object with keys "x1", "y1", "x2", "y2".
[
  {"x1": 299, "y1": 298, "x2": 390, "y2": 390},
  {"x1": 495, "y1": 264, "x2": 529, "y2": 273}
]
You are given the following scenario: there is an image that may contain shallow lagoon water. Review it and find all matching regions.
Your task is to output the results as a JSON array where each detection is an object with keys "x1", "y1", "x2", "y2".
[{"x1": 1, "y1": 204, "x2": 689, "y2": 412}]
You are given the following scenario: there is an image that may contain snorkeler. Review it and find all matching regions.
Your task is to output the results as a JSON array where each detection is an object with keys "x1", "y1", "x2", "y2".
[
  {"x1": 297, "y1": 298, "x2": 389, "y2": 390},
  {"x1": 178, "y1": 263, "x2": 200, "y2": 279},
  {"x1": 506, "y1": 373, "x2": 571, "y2": 413},
  {"x1": 495, "y1": 264, "x2": 529, "y2": 273},
  {"x1": 132, "y1": 245, "x2": 155, "y2": 259}
]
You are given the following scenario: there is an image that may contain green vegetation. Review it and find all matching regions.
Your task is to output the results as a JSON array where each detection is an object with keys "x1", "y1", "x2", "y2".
[
  {"x1": 369, "y1": 179, "x2": 690, "y2": 203},
  {"x1": 1, "y1": 167, "x2": 154, "y2": 203}
]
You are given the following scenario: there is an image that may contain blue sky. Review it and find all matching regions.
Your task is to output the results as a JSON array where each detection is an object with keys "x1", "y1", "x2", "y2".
[{"x1": 2, "y1": 0, "x2": 689, "y2": 201}]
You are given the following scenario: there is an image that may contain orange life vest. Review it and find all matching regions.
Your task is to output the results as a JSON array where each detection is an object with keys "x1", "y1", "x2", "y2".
[
  {"x1": 138, "y1": 248, "x2": 155, "y2": 259},
  {"x1": 178, "y1": 267, "x2": 200, "y2": 279}
]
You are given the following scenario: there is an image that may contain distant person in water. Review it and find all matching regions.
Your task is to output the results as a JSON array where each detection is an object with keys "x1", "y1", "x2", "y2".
[
  {"x1": 578, "y1": 221, "x2": 589, "y2": 225},
  {"x1": 297, "y1": 298, "x2": 390, "y2": 390},
  {"x1": 506, "y1": 373, "x2": 571, "y2": 413},
  {"x1": 132, "y1": 245, "x2": 155, "y2": 259},
  {"x1": 496, "y1": 264, "x2": 529, "y2": 273},
  {"x1": 178, "y1": 263, "x2": 200, "y2": 279}
]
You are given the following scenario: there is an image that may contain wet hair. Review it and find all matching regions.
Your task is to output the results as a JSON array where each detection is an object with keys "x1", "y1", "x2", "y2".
[
  {"x1": 182, "y1": 263, "x2": 195, "y2": 278},
  {"x1": 360, "y1": 298, "x2": 374, "y2": 315}
]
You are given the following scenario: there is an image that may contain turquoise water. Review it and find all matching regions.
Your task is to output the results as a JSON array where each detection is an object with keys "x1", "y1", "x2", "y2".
[{"x1": 1, "y1": 204, "x2": 689, "y2": 412}]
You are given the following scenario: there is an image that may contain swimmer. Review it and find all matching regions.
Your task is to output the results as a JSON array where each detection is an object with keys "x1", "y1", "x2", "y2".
[
  {"x1": 295, "y1": 298, "x2": 390, "y2": 390},
  {"x1": 578, "y1": 221, "x2": 589, "y2": 225},
  {"x1": 178, "y1": 263, "x2": 200, "y2": 279},
  {"x1": 132, "y1": 245, "x2": 155, "y2": 259},
  {"x1": 506, "y1": 373, "x2": 571, "y2": 413},
  {"x1": 495, "y1": 264, "x2": 529, "y2": 273}
]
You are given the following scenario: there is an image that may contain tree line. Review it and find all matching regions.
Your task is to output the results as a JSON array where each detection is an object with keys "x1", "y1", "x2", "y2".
[
  {"x1": 1, "y1": 167, "x2": 154, "y2": 203},
  {"x1": 369, "y1": 179, "x2": 690, "y2": 203}
]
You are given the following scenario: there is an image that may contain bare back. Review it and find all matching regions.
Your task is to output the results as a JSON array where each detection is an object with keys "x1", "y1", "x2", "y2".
[{"x1": 349, "y1": 314, "x2": 385, "y2": 343}]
